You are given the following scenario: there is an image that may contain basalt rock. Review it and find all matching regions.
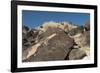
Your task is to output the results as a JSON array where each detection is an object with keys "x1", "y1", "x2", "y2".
[
  {"x1": 84, "y1": 21, "x2": 90, "y2": 31},
  {"x1": 22, "y1": 21, "x2": 90, "y2": 62},
  {"x1": 73, "y1": 31, "x2": 90, "y2": 47},
  {"x1": 68, "y1": 48, "x2": 86, "y2": 60},
  {"x1": 68, "y1": 26, "x2": 84, "y2": 36},
  {"x1": 22, "y1": 27, "x2": 40, "y2": 51},
  {"x1": 25, "y1": 27, "x2": 74, "y2": 62}
]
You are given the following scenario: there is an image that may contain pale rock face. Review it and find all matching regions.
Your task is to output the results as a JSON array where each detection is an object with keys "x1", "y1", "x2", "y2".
[
  {"x1": 73, "y1": 33, "x2": 84, "y2": 46},
  {"x1": 73, "y1": 31, "x2": 90, "y2": 47},
  {"x1": 67, "y1": 25, "x2": 90, "y2": 60},
  {"x1": 39, "y1": 21, "x2": 61, "y2": 31},
  {"x1": 62, "y1": 22, "x2": 77, "y2": 32},
  {"x1": 70, "y1": 31, "x2": 90, "y2": 59},
  {"x1": 80, "y1": 46, "x2": 90, "y2": 57},
  {"x1": 39, "y1": 21, "x2": 78, "y2": 32}
]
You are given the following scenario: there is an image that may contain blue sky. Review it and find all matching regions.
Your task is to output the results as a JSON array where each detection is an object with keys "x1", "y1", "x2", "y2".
[{"x1": 22, "y1": 10, "x2": 90, "y2": 28}]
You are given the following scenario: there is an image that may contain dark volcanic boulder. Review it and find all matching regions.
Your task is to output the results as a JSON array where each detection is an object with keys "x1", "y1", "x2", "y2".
[
  {"x1": 68, "y1": 48, "x2": 86, "y2": 60},
  {"x1": 22, "y1": 25, "x2": 29, "y2": 40},
  {"x1": 74, "y1": 31, "x2": 90, "y2": 47},
  {"x1": 84, "y1": 21, "x2": 90, "y2": 31},
  {"x1": 27, "y1": 27, "x2": 74, "y2": 62},
  {"x1": 22, "y1": 25, "x2": 29, "y2": 34},
  {"x1": 68, "y1": 26, "x2": 84, "y2": 36},
  {"x1": 22, "y1": 28, "x2": 39, "y2": 51}
]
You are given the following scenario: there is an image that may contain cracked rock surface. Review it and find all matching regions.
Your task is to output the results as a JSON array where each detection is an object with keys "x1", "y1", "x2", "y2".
[{"x1": 22, "y1": 21, "x2": 90, "y2": 62}]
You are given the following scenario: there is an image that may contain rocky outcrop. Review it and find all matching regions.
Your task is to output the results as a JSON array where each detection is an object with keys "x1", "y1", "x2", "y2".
[
  {"x1": 84, "y1": 21, "x2": 90, "y2": 31},
  {"x1": 22, "y1": 21, "x2": 90, "y2": 62},
  {"x1": 38, "y1": 21, "x2": 78, "y2": 33},
  {"x1": 27, "y1": 28, "x2": 74, "y2": 61},
  {"x1": 68, "y1": 48, "x2": 86, "y2": 60},
  {"x1": 22, "y1": 26, "x2": 39, "y2": 51}
]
